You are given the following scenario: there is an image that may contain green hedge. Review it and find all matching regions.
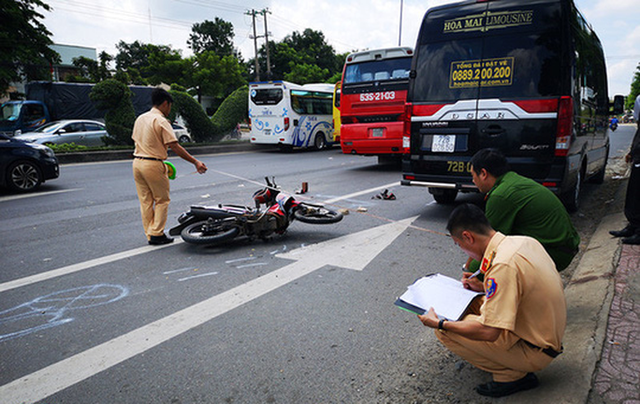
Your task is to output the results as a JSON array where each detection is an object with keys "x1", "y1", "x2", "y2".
[
  {"x1": 90, "y1": 79, "x2": 135, "y2": 146},
  {"x1": 211, "y1": 86, "x2": 248, "y2": 136},
  {"x1": 169, "y1": 90, "x2": 221, "y2": 142}
]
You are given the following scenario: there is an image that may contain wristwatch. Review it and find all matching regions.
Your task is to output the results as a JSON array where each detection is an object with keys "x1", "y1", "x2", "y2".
[{"x1": 438, "y1": 318, "x2": 447, "y2": 330}]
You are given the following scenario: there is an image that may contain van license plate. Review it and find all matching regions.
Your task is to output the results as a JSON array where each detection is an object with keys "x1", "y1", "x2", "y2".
[
  {"x1": 264, "y1": 129, "x2": 271, "y2": 136},
  {"x1": 432, "y1": 135, "x2": 456, "y2": 153}
]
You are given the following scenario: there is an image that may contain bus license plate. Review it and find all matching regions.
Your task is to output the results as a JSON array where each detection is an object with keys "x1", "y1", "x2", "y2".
[
  {"x1": 432, "y1": 135, "x2": 456, "y2": 153},
  {"x1": 371, "y1": 128, "x2": 384, "y2": 137},
  {"x1": 264, "y1": 129, "x2": 271, "y2": 136}
]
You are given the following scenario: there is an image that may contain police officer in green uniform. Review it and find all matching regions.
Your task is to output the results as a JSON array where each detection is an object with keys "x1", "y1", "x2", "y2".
[{"x1": 467, "y1": 149, "x2": 580, "y2": 272}]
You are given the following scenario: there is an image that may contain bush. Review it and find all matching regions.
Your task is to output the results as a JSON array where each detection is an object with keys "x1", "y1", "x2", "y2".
[
  {"x1": 47, "y1": 143, "x2": 88, "y2": 153},
  {"x1": 169, "y1": 90, "x2": 224, "y2": 142},
  {"x1": 90, "y1": 79, "x2": 136, "y2": 146},
  {"x1": 211, "y1": 86, "x2": 248, "y2": 136}
]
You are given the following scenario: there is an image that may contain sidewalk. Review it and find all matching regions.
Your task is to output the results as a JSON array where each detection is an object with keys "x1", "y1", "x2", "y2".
[
  {"x1": 589, "y1": 241, "x2": 640, "y2": 403},
  {"x1": 512, "y1": 180, "x2": 639, "y2": 403}
]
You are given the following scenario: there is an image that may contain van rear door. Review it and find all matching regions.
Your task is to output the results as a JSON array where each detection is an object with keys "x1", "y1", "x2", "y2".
[{"x1": 405, "y1": 0, "x2": 565, "y2": 188}]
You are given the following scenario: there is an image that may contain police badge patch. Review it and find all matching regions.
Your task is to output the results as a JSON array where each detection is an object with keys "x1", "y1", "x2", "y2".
[{"x1": 486, "y1": 278, "x2": 498, "y2": 299}]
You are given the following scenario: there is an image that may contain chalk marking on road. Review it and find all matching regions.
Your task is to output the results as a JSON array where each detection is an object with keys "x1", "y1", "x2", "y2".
[
  {"x1": 0, "y1": 217, "x2": 416, "y2": 404},
  {"x1": 0, "y1": 241, "x2": 182, "y2": 294},
  {"x1": 0, "y1": 188, "x2": 82, "y2": 203},
  {"x1": 178, "y1": 272, "x2": 219, "y2": 282},
  {"x1": 0, "y1": 284, "x2": 128, "y2": 342}
]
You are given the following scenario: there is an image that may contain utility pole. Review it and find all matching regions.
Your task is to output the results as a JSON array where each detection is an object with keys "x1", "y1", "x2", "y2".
[
  {"x1": 261, "y1": 8, "x2": 272, "y2": 79},
  {"x1": 246, "y1": 9, "x2": 261, "y2": 81},
  {"x1": 398, "y1": 0, "x2": 403, "y2": 46}
]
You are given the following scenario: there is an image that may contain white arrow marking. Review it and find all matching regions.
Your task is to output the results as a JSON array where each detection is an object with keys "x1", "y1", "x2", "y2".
[{"x1": 0, "y1": 216, "x2": 417, "y2": 404}]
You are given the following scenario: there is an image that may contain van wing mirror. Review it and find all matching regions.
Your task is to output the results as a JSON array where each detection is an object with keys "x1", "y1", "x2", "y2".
[{"x1": 611, "y1": 95, "x2": 624, "y2": 115}]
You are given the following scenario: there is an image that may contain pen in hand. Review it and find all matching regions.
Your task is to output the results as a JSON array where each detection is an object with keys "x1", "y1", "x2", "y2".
[{"x1": 468, "y1": 269, "x2": 482, "y2": 280}]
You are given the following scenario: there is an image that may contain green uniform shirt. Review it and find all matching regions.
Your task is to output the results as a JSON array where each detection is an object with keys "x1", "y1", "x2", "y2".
[{"x1": 471, "y1": 171, "x2": 580, "y2": 271}]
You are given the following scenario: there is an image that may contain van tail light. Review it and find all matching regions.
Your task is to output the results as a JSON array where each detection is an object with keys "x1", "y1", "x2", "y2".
[
  {"x1": 555, "y1": 96, "x2": 573, "y2": 157},
  {"x1": 403, "y1": 103, "x2": 413, "y2": 153},
  {"x1": 284, "y1": 117, "x2": 290, "y2": 131}
]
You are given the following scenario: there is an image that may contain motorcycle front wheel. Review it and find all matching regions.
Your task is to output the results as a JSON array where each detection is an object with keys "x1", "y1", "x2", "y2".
[
  {"x1": 181, "y1": 220, "x2": 240, "y2": 245},
  {"x1": 293, "y1": 203, "x2": 343, "y2": 224}
]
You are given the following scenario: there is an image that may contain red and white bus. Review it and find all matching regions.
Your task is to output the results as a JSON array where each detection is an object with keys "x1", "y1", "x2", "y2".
[{"x1": 339, "y1": 47, "x2": 413, "y2": 161}]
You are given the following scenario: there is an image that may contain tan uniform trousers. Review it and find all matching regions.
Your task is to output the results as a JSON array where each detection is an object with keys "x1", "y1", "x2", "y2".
[
  {"x1": 133, "y1": 159, "x2": 170, "y2": 239},
  {"x1": 434, "y1": 313, "x2": 554, "y2": 382}
]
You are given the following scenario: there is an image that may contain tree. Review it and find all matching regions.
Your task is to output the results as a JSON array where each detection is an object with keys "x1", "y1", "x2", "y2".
[
  {"x1": 114, "y1": 40, "x2": 182, "y2": 85},
  {"x1": 249, "y1": 29, "x2": 343, "y2": 83},
  {"x1": 0, "y1": 0, "x2": 60, "y2": 95},
  {"x1": 284, "y1": 64, "x2": 329, "y2": 85},
  {"x1": 188, "y1": 18, "x2": 235, "y2": 57},
  {"x1": 625, "y1": 63, "x2": 640, "y2": 111},
  {"x1": 188, "y1": 51, "x2": 246, "y2": 100},
  {"x1": 66, "y1": 52, "x2": 112, "y2": 83}
]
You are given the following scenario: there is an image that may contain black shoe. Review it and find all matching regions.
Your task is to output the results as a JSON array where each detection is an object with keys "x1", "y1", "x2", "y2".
[
  {"x1": 622, "y1": 233, "x2": 640, "y2": 245},
  {"x1": 610, "y1": 225, "x2": 637, "y2": 238},
  {"x1": 149, "y1": 234, "x2": 174, "y2": 245},
  {"x1": 475, "y1": 373, "x2": 539, "y2": 397}
]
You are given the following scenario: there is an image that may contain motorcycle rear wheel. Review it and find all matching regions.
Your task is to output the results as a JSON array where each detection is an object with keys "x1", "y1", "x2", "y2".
[
  {"x1": 293, "y1": 203, "x2": 343, "y2": 224},
  {"x1": 181, "y1": 220, "x2": 240, "y2": 245}
]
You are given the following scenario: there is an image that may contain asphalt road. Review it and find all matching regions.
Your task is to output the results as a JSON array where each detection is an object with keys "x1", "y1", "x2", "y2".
[{"x1": 0, "y1": 125, "x2": 635, "y2": 404}]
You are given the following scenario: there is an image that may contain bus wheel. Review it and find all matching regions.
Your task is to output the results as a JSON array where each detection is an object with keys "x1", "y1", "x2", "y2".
[{"x1": 314, "y1": 133, "x2": 326, "y2": 150}]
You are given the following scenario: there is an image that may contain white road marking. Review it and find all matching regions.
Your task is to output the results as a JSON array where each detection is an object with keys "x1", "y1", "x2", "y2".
[
  {"x1": 178, "y1": 272, "x2": 219, "y2": 282},
  {"x1": 0, "y1": 217, "x2": 416, "y2": 404},
  {"x1": 0, "y1": 188, "x2": 82, "y2": 203},
  {"x1": 0, "y1": 241, "x2": 182, "y2": 293},
  {"x1": 0, "y1": 182, "x2": 401, "y2": 293}
]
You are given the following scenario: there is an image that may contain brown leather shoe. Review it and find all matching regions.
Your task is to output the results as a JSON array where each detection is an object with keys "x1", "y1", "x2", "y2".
[{"x1": 149, "y1": 234, "x2": 174, "y2": 245}]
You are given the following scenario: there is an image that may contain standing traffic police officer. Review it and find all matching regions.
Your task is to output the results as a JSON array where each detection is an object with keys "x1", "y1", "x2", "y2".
[{"x1": 132, "y1": 88, "x2": 207, "y2": 245}]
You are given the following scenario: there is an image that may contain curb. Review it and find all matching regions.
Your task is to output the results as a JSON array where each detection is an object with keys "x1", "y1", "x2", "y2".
[
  {"x1": 514, "y1": 212, "x2": 623, "y2": 403},
  {"x1": 55, "y1": 142, "x2": 276, "y2": 164}
]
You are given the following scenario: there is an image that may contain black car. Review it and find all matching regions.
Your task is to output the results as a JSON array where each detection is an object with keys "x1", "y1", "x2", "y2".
[{"x1": 0, "y1": 134, "x2": 59, "y2": 192}]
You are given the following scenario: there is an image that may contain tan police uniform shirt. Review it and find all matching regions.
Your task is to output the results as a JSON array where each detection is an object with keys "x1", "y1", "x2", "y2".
[
  {"x1": 132, "y1": 108, "x2": 178, "y2": 160},
  {"x1": 478, "y1": 232, "x2": 566, "y2": 353}
]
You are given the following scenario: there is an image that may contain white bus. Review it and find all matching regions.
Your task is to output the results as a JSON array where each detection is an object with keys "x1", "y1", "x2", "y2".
[{"x1": 248, "y1": 81, "x2": 335, "y2": 150}]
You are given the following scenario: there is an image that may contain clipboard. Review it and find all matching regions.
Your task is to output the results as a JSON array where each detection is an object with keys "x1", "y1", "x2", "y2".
[{"x1": 394, "y1": 273, "x2": 484, "y2": 320}]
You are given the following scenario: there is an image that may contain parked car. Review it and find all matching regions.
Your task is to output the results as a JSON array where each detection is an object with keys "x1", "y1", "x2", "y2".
[
  {"x1": 0, "y1": 134, "x2": 59, "y2": 192},
  {"x1": 13, "y1": 119, "x2": 110, "y2": 147},
  {"x1": 172, "y1": 123, "x2": 192, "y2": 143}
]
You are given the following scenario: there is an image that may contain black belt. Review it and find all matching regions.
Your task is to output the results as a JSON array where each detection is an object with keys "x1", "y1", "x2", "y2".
[
  {"x1": 523, "y1": 340, "x2": 563, "y2": 358},
  {"x1": 134, "y1": 155, "x2": 163, "y2": 162}
]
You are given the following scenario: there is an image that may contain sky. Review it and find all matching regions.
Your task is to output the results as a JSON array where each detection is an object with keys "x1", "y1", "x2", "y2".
[{"x1": 41, "y1": 0, "x2": 640, "y2": 96}]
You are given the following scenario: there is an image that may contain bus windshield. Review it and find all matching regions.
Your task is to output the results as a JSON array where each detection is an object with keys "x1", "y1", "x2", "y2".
[{"x1": 344, "y1": 57, "x2": 412, "y2": 85}]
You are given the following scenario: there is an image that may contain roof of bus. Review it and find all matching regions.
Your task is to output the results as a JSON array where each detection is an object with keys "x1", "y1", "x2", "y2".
[
  {"x1": 345, "y1": 47, "x2": 414, "y2": 64},
  {"x1": 249, "y1": 81, "x2": 335, "y2": 93}
]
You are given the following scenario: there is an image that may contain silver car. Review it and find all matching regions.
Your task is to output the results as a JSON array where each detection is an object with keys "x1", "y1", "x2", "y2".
[
  {"x1": 172, "y1": 123, "x2": 192, "y2": 143},
  {"x1": 14, "y1": 120, "x2": 110, "y2": 147}
]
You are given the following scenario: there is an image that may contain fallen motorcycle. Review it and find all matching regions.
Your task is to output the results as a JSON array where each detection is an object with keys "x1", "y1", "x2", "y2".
[{"x1": 169, "y1": 177, "x2": 343, "y2": 246}]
